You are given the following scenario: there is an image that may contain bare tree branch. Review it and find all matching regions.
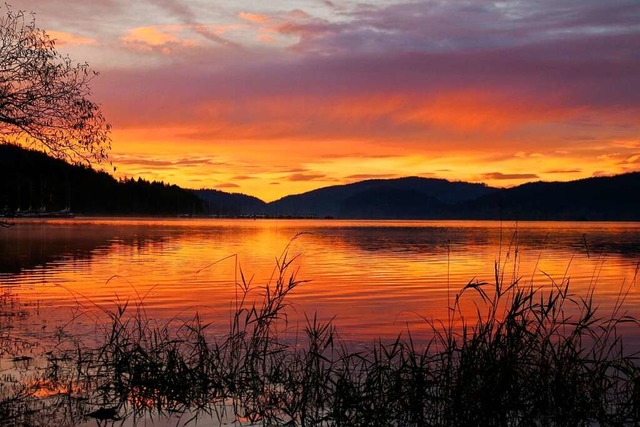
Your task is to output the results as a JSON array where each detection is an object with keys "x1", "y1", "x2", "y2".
[{"x1": 0, "y1": 5, "x2": 110, "y2": 164}]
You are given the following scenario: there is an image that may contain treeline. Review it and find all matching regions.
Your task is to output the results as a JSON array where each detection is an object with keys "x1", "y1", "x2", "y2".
[
  {"x1": 459, "y1": 173, "x2": 640, "y2": 221},
  {"x1": 263, "y1": 174, "x2": 640, "y2": 221},
  {"x1": 193, "y1": 189, "x2": 266, "y2": 217},
  {"x1": 0, "y1": 144, "x2": 202, "y2": 215},
  {"x1": 4, "y1": 143, "x2": 639, "y2": 220}
]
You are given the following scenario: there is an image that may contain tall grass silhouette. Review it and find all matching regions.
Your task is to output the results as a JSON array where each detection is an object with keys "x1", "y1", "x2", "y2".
[{"x1": 1, "y1": 237, "x2": 639, "y2": 426}]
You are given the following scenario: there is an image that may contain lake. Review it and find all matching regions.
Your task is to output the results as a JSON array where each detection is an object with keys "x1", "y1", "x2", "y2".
[{"x1": 2, "y1": 218, "x2": 639, "y2": 345}]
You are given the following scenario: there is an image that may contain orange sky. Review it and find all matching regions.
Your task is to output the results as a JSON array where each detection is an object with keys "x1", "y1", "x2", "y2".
[{"x1": 16, "y1": 0, "x2": 640, "y2": 201}]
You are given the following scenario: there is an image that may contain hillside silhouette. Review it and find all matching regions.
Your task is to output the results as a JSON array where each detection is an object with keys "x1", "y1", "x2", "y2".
[
  {"x1": 2, "y1": 144, "x2": 638, "y2": 220},
  {"x1": 262, "y1": 174, "x2": 640, "y2": 220},
  {"x1": 0, "y1": 144, "x2": 202, "y2": 215},
  {"x1": 194, "y1": 189, "x2": 266, "y2": 217},
  {"x1": 265, "y1": 177, "x2": 496, "y2": 218},
  {"x1": 460, "y1": 174, "x2": 640, "y2": 221}
]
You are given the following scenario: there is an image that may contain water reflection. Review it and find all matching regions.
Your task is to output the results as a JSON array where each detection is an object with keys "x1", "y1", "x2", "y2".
[
  {"x1": 0, "y1": 220, "x2": 173, "y2": 275},
  {"x1": 1, "y1": 219, "x2": 640, "y2": 427},
  {"x1": 297, "y1": 222, "x2": 640, "y2": 259},
  {"x1": 1, "y1": 219, "x2": 639, "y2": 342},
  {"x1": 3, "y1": 220, "x2": 639, "y2": 283}
]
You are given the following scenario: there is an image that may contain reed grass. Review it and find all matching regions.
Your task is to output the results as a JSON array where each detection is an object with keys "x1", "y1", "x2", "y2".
[{"x1": 2, "y1": 245, "x2": 640, "y2": 426}]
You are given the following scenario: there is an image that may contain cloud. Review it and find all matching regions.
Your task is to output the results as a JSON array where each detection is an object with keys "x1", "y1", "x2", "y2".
[
  {"x1": 121, "y1": 25, "x2": 202, "y2": 53},
  {"x1": 175, "y1": 158, "x2": 226, "y2": 167},
  {"x1": 280, "y1": 1, "x2": 640, "y2": 57},
  {"x1": 111, "y1": 156, "x2": 174, "y2": 167},
  {"x1": 258, "y1": 34, "x2": 275, "y2": 44},
  {"x1": 344, "y1": 173, "x2": 398, "y2": 180},
  {"x1": 48, "y1": 30, "x2": 97, "y2": 46},
  {"x1": 25, "y1": 0, "x2": 639, "y2": 200},
  {"x1": 122, "y1": 26, "x2": 179, "y2": 47},
  {"x1": 545, "y1": 168, "x2": 582, "y2": 174},
  {"x1": 96, "y1": 31, "x2": 640, "y2": 139},
  {"x1": 320, "y1": 152, "x2": 403, "y2": 160},
  {"x1": 144, "y1": 0, "x2": 239, "y2": 47},
  {"x1": 481, "y1": 172, "x2": 540, "y2": 180},
  {"x1": 239, "y1": 12, "x2": 270, "y2": 24},
  {"x1": 111, "y1": 155, "x2": 223, "y2": 168},
  {"x1": 287, "y1": 173, "x2": 326, "y2": 181},
  {"x1": 625, "y1": 154, "x2": 640, "y2": 164},
  {"x1": 215, "y1": 183, "x2": 240, "y2": 189}
]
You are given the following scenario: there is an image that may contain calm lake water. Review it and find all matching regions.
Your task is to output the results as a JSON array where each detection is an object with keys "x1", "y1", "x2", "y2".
[{"x1": 2, "y1": 218, "x2": 640, "y2": 345}]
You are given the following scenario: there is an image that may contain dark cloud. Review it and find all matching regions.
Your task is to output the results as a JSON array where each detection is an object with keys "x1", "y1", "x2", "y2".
[
  {"x1": 344, "y1": 173, "x2": 398, "y2": 180},
  {"x1": 95, "y1": 27, "x2": 640, "y2": 138},
  {"x1": 545, "y1": 169, "x2": 582, "y2": 174},
  {"x1": 282, "y1": 168, "x2": 309, "y2": 173},
  {"x1": 285, "y1": 1, "x2": 640, "y2": 57},
  {"x1": 113, "y1": 158, "x2": 175, "y2": 167},
  {"x1": 174, "y1": 158, "x2": 226, "y2": 167},
  {"x1": 215, "y1": 182, "x2": 240, "y2": 189},
  {"x1": 112, "y1": 155, "x2": 224, "y2": 168},
  {"x1": 481, "y1": 172, "x2": 540, "y2": 180},
  {"x1": 321, "y1": 152, "x2": 403, "y2": 159},
  {"x1": 287, "y1": 173, "x2": 326, "y2": 181}
]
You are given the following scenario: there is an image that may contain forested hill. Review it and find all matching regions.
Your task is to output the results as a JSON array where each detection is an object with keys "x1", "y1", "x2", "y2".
[
  {"x1": 3, "y1": 144, "x2": 639, "y2": 220},
  {"x1": 266, "y1": 177, "x2": 497, "y2": 218},
  {"x1": 193, "y1": 189, "x2": 266, "y2": 217},
  {"x1": 0, "y1": 144, "x2": 202, "y2": 215},
  {"x1": 264, "y1": 173, "x2": 640, "y2": 220},
  {"x1": 458, "y1": 173, "x2": 640, "y2": 221}
]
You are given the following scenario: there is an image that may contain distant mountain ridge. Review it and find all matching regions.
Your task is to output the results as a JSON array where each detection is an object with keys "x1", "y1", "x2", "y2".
[
  {"x1": 195, "y1": 174, "x2": 640, "y2": 220},
  {"x1": 2, "y1": 144, "x2": 638, "y2": 220},
  {"x1": 193, "y1": 189, "x2": 266, "y2": 217},
  {"x1": 264, "y1": 177, "x2": 496, "y2": 218},
  {"x1": 460, "y1": 173, "x2": 640, "y2": 221}
]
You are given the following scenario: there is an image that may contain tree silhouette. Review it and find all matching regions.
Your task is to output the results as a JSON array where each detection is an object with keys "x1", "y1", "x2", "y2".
[{"x1": 0, "y1": 6, "x2": 110, "y2": 164}]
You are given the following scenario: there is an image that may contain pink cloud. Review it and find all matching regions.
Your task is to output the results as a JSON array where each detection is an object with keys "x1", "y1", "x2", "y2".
[
  {"x1": 239, "y1": 12, "x2": 270, "y2": 24},
  {"x1": 45, "y1": 0, "x2": 637, "y2": 197},
  {"x1": 48, "y1": 30, "x2": 96, "y2": 46}
]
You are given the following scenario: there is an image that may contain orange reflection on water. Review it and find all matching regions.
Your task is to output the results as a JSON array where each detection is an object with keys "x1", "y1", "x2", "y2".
[
  {"x1": 32, "y1": 379, "x2": 84, "y2": 399},
  {"x1": 1, "y1": 219, "x2": 639, "y2": 344}
]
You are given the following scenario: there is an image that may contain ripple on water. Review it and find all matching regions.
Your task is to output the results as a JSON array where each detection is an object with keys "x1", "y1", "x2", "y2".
[{"x1": 0, "y1": 219, "x2": 639, "y2": 341}]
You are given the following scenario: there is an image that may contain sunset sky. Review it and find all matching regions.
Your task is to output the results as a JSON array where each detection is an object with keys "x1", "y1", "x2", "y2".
[{"x1": 18, "y1": 0, "x2": 640, "y2": 201}]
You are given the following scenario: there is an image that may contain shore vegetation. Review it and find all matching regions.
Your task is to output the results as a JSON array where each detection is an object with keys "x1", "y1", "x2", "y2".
[{"x1": 1, "y1": 246, "x2": 639, "y2": 426}]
